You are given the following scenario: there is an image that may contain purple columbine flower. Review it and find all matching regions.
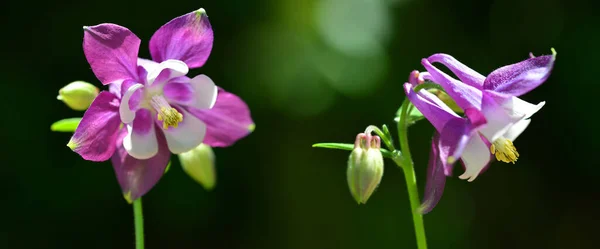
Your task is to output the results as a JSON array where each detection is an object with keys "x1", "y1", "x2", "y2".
[
  {"x1": 68, "y1": 9, "x2": 254, "y2": 202},
  {"x1": 405, "y1": 50, "x2": 555, "y2": 213}
]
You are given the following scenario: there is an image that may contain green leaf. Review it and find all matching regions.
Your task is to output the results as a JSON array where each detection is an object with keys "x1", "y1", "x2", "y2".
[
  {"x1": 312, "y1": 143, "x2": 393, "y2": 158},
  {"x1": 50, "y1": 118, "x2": 82, "y2": 132}
]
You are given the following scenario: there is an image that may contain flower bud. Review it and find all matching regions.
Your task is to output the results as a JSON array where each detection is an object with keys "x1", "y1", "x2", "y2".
[
  {"x1": 347, "y1": 133, "x2": 384, "y2": 204},
  {"x1": 57, "y1": 81, "x2": 99, "y2": 111},
  {"x1": 178, "y1": 143, "x2": 216, "y2": 190},
  {"x1": 427, "y1": 88, "x2": 463, "y2": 114}
]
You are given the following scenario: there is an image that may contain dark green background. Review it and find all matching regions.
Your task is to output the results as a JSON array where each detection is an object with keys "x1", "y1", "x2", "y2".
[{"x1": 2, "y1": 0, "x2": 598, "y2": 248}]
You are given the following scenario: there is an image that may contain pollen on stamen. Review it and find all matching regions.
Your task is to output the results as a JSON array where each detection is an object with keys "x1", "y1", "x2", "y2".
[
  {"x1": 490, "y1": 137, "x2": 519, "y2": 164},
  {"x1": 151, "y1": 95, "x2": 184, "y2": 130}
]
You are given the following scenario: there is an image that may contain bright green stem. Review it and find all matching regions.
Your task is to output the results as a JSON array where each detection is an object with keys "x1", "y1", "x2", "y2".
[
  {"x1": 133, "y1": 198, "x2": 145, "y2": 249},
  {"x1": 397, "y1": 99, "x2": 428, "y2": 249}
]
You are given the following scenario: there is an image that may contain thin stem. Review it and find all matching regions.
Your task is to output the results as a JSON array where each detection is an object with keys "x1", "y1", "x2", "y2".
[
  {"x1": 397, "y1": 99, "x2": 428, "y2": 249},
  {"x1": 133, "y1": 198, "x2": 145, "y2": 249},
  {"x1": 364, "y1": 125, "x2": 396, "y2": 151}
]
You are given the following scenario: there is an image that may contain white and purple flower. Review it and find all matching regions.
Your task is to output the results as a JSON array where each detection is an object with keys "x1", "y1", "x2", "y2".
[
  {"x1": 68, "y1": 9, "x2": 254, "y2": 202},
  {"x1": 405, "y1": 50, "x2": 555, "y2": 213}
]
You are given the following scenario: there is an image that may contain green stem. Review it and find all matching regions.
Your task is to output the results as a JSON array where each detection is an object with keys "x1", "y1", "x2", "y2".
[
  {"x1": 397, "y1": 99, "x2": 428, "y2": 249},
  {"x1": 133, "y1": 198, "x2": 145, "y2": 249}
]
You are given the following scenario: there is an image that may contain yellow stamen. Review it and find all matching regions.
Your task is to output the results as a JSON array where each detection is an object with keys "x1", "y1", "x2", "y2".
[
  {"x1": 490, "y1": 137, "x2": 519, "y2": 164},
  {"x1": 157, "y1": 107, "x2": 183, "y2": 130}
]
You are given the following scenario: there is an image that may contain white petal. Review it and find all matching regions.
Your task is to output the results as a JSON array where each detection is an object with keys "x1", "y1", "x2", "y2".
[
  {"x1": 458, "y1": 135, "x2": 491, "y2": 182},
  {"x1": 147, "y1": 59, "x2": 189, "y2": 86},
  {"x1": 137, "y1": 58, "x2": 160, "y2": 74},
  {"x1": 504, "y1": 119, "x2": 531, "y2": 141},
  {"x1": 162, "y1": 108, "x2": 207, "y2": 154},
  {"x1": 189, "y1": 74, "x2": 218, "y2": 109},
  {"x1": 119, "y1": 83, "x2": 144, "y2": 124},
  {"x1": 503, "y1": 97, "x2": 545, "y2": 120},
  {"x1": 123, "y1": 124, "x2": 159, "y2": 160}
]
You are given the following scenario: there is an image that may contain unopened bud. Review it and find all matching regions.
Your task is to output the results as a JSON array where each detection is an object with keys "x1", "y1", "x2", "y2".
[
  {"x1": 178, "y1": 143, "x2": 216, "y2": 190},
  {"x1": 347, "y1": 133, "x2": 384, "y2": 204},
  {"x1": 57, "y1": 81, "x2": 99, "y2": 111},
  {"x1": 428, "y1": 89, "x2": 463, "y2": 114}
]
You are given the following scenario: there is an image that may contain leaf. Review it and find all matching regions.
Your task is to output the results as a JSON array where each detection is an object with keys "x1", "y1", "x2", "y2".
[
  {"x1": 50, "y1": 118, "x2": 82, "y2": 132},
  {"x1": 312, "y1": 143, "x2": 393, "y2": 158}
]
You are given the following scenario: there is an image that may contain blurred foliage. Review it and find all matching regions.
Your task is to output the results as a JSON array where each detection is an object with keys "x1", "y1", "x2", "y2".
[{"x1": 1, "y1": 0, "x2": 599, "y2": 248}]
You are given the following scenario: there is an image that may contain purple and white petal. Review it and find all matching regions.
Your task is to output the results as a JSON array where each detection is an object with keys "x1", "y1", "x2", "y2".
[
  {"x1": 83, "y1": 24, "x2": 141, "y2": 85},
  {"x1": 458, "y1": 135, "x2": 491, "y2": 182},
  {"x1": 146, "y1": 60, "x2": 189, "y2": 86},
  {"x1": 111, "y1": 129, "x2": 170, "y2": 202},
  {"x1": 137, "y1": 58, "x2": 160, "y2": 75},
  {"x1": 419, "y1": 133, "x2": 447, "y2": 214},
  {"x1": 69, "y1": 91, "x2": 122, "y2": 161},
  {"x1": 188, "y1": 74, "x2": 218, "y2": 109},
  {"x1": 149, "y1": 9, "x2": 214, "y2": 69},
  {"x1": 161, "y1": 107, "x2": 207, "y2": 154},
  {"x1": 439, "y1": 118, "x2": 474, "y2": 164},
  {"x1": 427, "y1": 53, "x2": 486, "y2": 88},
  {"x1": 501, "y1": 96, "x2": 545, "y2": 120},
  {"x1": 483, "y1": 53, "x2": 556, "y2": 96},
  {"x1": 188, "y1": 88, "x2": 254, "y2": 147},
  {"x1": 478, "y1": 92, "x2": 521, "y2": 142},
  {"x1": 119, "y1": 83, "x2": 144, "y2": 124},
  {"x1": 123, "y1": 108, "x2": 159, "y2": 159},
  {"x1": 422, "y1": 59, "x2": 483, "y2": 110}
]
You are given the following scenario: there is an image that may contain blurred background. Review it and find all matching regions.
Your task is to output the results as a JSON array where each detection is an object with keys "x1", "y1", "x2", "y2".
[{"x1": 2, "y1": 0, "x2": 599, "y2": 248}]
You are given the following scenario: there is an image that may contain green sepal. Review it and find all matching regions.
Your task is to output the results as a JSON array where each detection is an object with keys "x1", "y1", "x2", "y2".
[
  {"x1": 50, "y1": 118, "x2": 82, "y2": 132},
  {"x1": 312, "y1": 143, "x2": 393, "y2": 158}
]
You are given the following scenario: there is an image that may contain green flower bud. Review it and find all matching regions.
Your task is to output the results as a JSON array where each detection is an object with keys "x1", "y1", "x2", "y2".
[
  {"x1": 57, "y1": 81, "x2": 99, "y2": 111},
  {"x1": 347, "y1": 133, "x2": 384, "y2": 204},
  {"x1": 178, "y1": 143, "x2": 216, "y2": 190}
]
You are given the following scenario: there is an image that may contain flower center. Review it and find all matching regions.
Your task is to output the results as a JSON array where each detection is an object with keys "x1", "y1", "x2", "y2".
[
  {"x1": 490, "y1": 136, "x2": 519, "y2": 164},
  {"x1": 150, "y1": 95, "x2": 183, "y2": 130}
]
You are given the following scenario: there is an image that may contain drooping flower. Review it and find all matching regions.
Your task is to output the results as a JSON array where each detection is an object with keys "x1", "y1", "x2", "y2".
[
  {"x1": 68, "y1": 9, "x2": 254, "y2": 202},
  {"x1": 405, "y1": 50, "x2": 555, "y2": 213}
]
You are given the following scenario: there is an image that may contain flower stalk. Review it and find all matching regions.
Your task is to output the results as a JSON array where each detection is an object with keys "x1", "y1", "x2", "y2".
[
  {"x1": 133, "y1": 198, "x2": 145, "y2": 249},
  {"x1": 396, "y1": 99, "x2": 428, "y2": 249}
]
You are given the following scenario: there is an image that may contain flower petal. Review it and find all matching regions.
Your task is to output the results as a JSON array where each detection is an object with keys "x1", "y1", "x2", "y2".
[
  {"x1": 478, "y1": 92, "x2": 522, "y2": 142},
  {"x1": 83, "y1": 24, "x2": 140, "y2": 85},
  {"x1": 501, "y1": 96, "x2": 545, "y2": 120},
  {"x1": 187, "y1": 88, "x2": 254, "y2": 147},
  {"x1": 146, "y1": 59, "x2": 189, "y2": 86},
  {"x1": 503, "y1": 119, "x2": 531, "y2": 141},
  {"x1": 123, "y1": 108, "x2": 159, "y2": 159},
  {"x1": 189, "y1": 74, "x2": 218, "y2": 109},
  {"x1": 149, "y1": 9, "x2": 214, "y2": 69},
  {"x1": 439, "y1": 118, "x2": 474, "y2": 165},
  {"x1": 111, "y1": 128, "x2": 170, "y2": 202},
  {"x1": 161, "y1": 107, "x2": 207, "y2": 154},
  {"x1": 403, "y1": 83, "x2": 460, "y2": 132},
  {"x1": 419, "y1": 132, "x2": 447, "y2": 214},
  {"x1": 137, "y1": 58, "x2": 160, "y2": 75},
  {"x1": 119, "y1": 83, "x2": 144, "y2": 124},
  {"x1": 422, "y1": 58, "x2": 483, "y2": 110},
  {"x1": 68, "y1": 91, "x2": 121, "y2": 161},
  {"x1": 427, "y1": 53, "x2": 486, "y2": 88},
  {"x1": 458, "y1": 135, "x2": 491, "y2": 182},
  {"x1": 483, "y1": 53, "x2": 556, "y2": 96}
]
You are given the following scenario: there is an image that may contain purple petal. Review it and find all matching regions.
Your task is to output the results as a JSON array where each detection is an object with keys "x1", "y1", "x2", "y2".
[
  {"x1": 422, "y1": 59, "x2": 483, "y2": 110},
  {"x1": 438, "y1": 118, "x2": 474, "y2": 165},
  {"x1": 111, "y1": 128, "x2": 171, "y2": 202},
  {"x1": 123, "y1": 108, "x2": 159, "y2": 159},
  {"x1": 188, "y1": 88, "x2": 254, "y2": 147},
  {"x1": 83, "y1": 24, "x2": 141, "y2": 85},
  {"x1": 483, "y1": 53, "x2": 556, "y2": 96},
  {"x1": 419, "y1": 133, "x2": 447, "y2": 214},
  {"x1": 164, "y1": 82, "x2": 195, "y2": 105},
  {"x1": 68, "y1": 91, "x2": 121, "y2": 161},
  {"x1": 403, "y1": 83, "x2": 460, "y2": 132},
  {"x1": 427, "y1": 54, "x2": 485, "y2": 88},
  {"x1": 149, "y1": 9, "x2": 214, "y2": 69}
]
